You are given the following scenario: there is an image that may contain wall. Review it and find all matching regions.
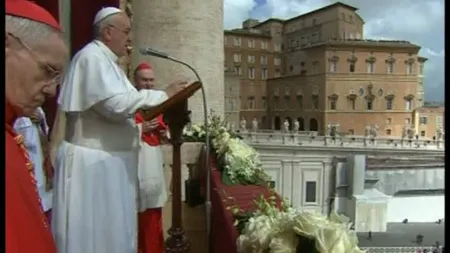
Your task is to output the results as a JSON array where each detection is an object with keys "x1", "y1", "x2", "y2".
[
  {"x1": 224, "y1": 72, "x2": 241, "y2": 126},
  {"x1": 387, "y1": 195, "x2": 445, "y2": 222}
]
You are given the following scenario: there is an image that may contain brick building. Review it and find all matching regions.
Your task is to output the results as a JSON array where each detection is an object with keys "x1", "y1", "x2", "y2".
[{"x1": 223, "y1": 1, "x2": 440, "y2": 136}]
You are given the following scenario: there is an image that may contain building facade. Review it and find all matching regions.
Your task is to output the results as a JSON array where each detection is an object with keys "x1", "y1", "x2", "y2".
[
  {"x1": 413, "y1": 104, "x2": 445, "y2": 139},
  {"x1": 223, "y1": 2, "x2": 442, "y2": 137},
  {"x1": 224, "y1": 71, "x2": 241, "y2": 126}
]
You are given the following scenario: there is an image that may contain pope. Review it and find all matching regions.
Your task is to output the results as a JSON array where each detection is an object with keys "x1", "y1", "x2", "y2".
[{"x1": 5, "y1": 0, "x2": 69, "y2": 252}]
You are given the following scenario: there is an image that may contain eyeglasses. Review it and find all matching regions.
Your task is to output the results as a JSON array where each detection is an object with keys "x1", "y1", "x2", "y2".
[
  {"x1": 108, "y1": 25, "x2": 131, "y2": 36},
  {"x1": 7, "y1": 32, "x2": 62, "y2": 85}
]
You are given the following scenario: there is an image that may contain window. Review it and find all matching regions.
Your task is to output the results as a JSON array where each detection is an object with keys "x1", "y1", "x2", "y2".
[
  {"x1": 311, "y1": 33, "x2": 319, "y2": 43},
  {"x1": 348, "y1": 129, "x2": 354, "y2": 135},
  {"x1": 421, "y1": 131, "x2": 426, "y2": 137},
  {"x1": 349, "y1": 15, "x2": 353, "y2": 22},
  {"x1": 261, "y1": 68, "x2": 268, "y2": 79},
  {"x1": 387, "y1": 62, "x2": 394, "y2": 73},
  {"x1": 312, "y1": 95, "x2": 319, "y2": 109},
  {"x1": 297, "y1": 95, "x2": 303, "y2": 109},
  {"x1": 419, "y1": 63, "x2": 424, "y2": 75},
  {"x1": 406, "y1": 63, "x2": 413, "y2": 74},
  {"x1": 248, "y1": 67, "x2": 255, "y2": 79},
  {"x1": 234, "y1": 66, "x2": 242, "y2": 76},
  {"x1": 290, "y1": 39, "x2": 295, "y2": 47},
  {"x1": 386, "y1": 118, "x2": 392, "y2": 125},
  {"x1": 274, "y1": 56, "x2": 281, "y2": 66},
  {"x1": 247, "y1": 39, "x2": 254, "y2": 48},
  {"x1": 262, "y1": 96, "x2": 266, "y2": 109},
  {"x1": 329, "y1": 61, "x2": 337, "y2": 73},
  {"x1": 305, "y1": 181, "x2": 317, "y2": 203},
  {"x1": 233, "y1": 37, "x2": 241, "y2": 47},
  {"x1": 358, "y1": 88, "x2": 364, "y2": 96},
  {"x1": 247, "y1": 97, "x2": 255, "y2": 109},
  {"x1": 367, "y1": 100, "x2": 373, "y2": 110},
  {"x1": 312, "y1": 62, "x2": 319, "y2": 73},
  {"x1": 386, "y1": 129, "x2": 392, "y2": 136},
  {"x1": 247, "y1": 55, "x2": 255, "y2": 63},
  {"x1": 289, "y1": 65, "x2": 294, "y2": 73},
  {"x1": 312, "y1": 19, "x2": 317, "y2": 26},
  {"x1": 274, "y1": 69, "x2": 281, "y2": 77},
  {"x1": 349, "y1": 63, "x2": 355, "y2": 73},
  {"x1": 349, "y1": 99, "x2": 356, "y2": 110},
  {"x1": 367, "y1": 62, "x2": 374, "y2": 73},
  {"x1": 329, "y1": 98, "x2": 337, "y2": 110},
  {"x1": 436, "y1": 116, "x2": 443, "y2": 128},
  {"x1": 233, "y1": 53, "x2": 241, "y2": 62},
  {"x1": 261, "y1": 41, "x2": 268, "y2": 50},
  {"x1": 386, "y1": 99, "x2": 393, "y2": 110},
  {"x1": 260, "y1": 55, "x2": 267, "y2": 65},
  {"x1": 419, "y1": 116, "x2": 428, "y2": 125},
  {"x1": 274, "y1": 43, "x2": 281, "y2": 52},
  {"x1": 405, "y1": 99, "x2": 413, "y2": 110}
]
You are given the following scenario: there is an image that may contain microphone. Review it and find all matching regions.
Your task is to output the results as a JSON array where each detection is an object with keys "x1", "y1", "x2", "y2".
[
  {"x1": 139, "y1": 47, "x2": 213, "y2": 253},
  {"x1": 139, "y1": 47, "x2": 170, "y2": 59}
]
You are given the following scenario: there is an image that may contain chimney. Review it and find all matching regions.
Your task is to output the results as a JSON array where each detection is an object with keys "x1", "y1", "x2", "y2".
[{"x1": 242, "y1": 18, "x2": 259, "y2": 29}]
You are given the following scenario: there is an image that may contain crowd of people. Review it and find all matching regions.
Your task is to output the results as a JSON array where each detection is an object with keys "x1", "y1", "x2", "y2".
[{"x1": 6, "y1": 1, "x2": 187, "y2": 253}]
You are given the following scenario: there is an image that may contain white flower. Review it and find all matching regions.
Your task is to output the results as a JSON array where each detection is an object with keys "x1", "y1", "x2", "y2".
[
  {"x1": 269, "y1": 232, "x2": 298, "y2": 253},
  {"x1": 238, "y1": 215, "x2": 275, "y2": 253}
]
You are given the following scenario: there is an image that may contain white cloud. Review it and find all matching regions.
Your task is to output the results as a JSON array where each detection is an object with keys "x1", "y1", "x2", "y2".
[{"x1": 224, "y1": 0, "x2": 257, "y2": 29}]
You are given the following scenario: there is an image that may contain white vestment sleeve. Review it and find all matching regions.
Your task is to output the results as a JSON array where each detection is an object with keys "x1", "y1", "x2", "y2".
[{"x1": 92, "y1": 89, "x2": 168, "y2": 121}]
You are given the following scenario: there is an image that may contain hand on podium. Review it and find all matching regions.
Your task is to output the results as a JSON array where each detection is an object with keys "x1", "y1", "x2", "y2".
[{"x1": 164, "y1": 79, "x2": 190, "y2": 98}]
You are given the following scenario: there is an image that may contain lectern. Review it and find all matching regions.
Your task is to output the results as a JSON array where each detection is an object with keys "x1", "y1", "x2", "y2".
[{"x1": 140, "y1": 81, "x2": 202, "y2": 253}]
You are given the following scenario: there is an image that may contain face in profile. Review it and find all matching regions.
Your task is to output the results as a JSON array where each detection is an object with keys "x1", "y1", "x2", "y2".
[
  {"x1": 134, "y1": 68, "x2": 155, "y2": 91},
  {"x1": 5, "y1": 31, "x2": 68, "y2": 117},
  {"x1": 105, "y1": 13, "x2": 131, "y2": 57}
]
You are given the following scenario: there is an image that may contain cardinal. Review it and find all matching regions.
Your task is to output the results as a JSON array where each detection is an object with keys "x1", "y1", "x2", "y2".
[
  {"x1": 5, "y1": 1, "x2": 69, "y2": 253},
  {"x1": 134, "y1": 62, "x2": 169, "y2": 253}
]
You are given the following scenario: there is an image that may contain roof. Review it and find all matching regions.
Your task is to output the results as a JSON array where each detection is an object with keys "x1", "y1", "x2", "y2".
[
  {"x1": 251, "y1": 2, "x2": 359, "y2": 28},
  {"x1": 353, "y1": 189, "x2": 390, "y2": 203},
  {"x1": 307, "y1": 39, "x2": 421, "y2": 51},
  {"x1": 224, "y1": 29, "x2": 271, "y2": 38},
  {"x1": 366, "y1": 156, "x2": 445, "y2": 170},
  {"x1": 416, "y1": 105, "x2": 445, "y2": 113},
  {"x1": 358, "y1": 222, "x2": 445, "y2": 247},
  {"x1": 251, "y1": 18, "x2": 285, "y2": 29},
  {"x1": 284, "y1": 2, "x2": 358, "y2": 24}
]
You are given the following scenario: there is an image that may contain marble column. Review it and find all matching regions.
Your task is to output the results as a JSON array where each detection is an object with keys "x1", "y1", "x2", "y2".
[{"x1": 131, "y1": 0, "x2": 225, "y2": 122}]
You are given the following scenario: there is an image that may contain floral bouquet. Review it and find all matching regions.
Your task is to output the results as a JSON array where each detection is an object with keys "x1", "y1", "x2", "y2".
[
  {"x1": 183, "y1": 111, "x2": 270, "y2": 186},
  {"x1": 222, "y1": 189, "x2": 365, "y2": 253}
]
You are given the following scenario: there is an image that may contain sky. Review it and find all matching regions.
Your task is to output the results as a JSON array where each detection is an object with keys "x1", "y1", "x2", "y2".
[{"x1": 224, "y1": 0, "x2": 445, "y2": 102}]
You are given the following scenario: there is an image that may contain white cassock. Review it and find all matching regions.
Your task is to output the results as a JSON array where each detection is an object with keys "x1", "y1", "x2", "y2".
[
  {"x1": 51, "y1": 40, "x2": 168, "y2": 253},
  {"x1": 136, "y1": 125, "x2": 167, "y2": 211},
  {"x1": 14, "y1": 107, "x2": 52, "y2": 212}
]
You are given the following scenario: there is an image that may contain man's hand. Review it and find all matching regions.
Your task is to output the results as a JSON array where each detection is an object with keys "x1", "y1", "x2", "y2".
[
  {"x1": 164, "y1": 79, "x2": 189, "y2": 98},
  {"x1": 29, "y1": 110, "x2": 43, "y2": 124},
  {"x1": 142, "y1": 118, "x2": 159, "y2": 133}
]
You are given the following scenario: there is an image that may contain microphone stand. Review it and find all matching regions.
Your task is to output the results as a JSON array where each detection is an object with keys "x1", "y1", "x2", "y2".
[{"x1": 147, "y1": 54, "x2": 212, "y2": 253}]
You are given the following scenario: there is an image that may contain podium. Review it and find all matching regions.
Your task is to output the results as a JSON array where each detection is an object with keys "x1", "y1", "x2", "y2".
[{"x1": 140, "y1": 81, "x2": 202, "y2": 253}]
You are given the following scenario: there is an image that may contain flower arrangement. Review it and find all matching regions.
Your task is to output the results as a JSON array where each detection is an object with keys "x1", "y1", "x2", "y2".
[
  {"x1": 222, "y1": 189, "x2": 365, "y2": 253},
  {"x1": 183, "y1": 112, "x2": 270, "y2": 185}
]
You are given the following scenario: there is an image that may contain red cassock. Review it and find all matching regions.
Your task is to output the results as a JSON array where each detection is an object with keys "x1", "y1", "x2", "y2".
[
  {"x1": 135, "y1": 112, "x2": 167, "y2": 253},
  {"x1": 5, "y1": 102, "x2": 57, "y2": 253}
]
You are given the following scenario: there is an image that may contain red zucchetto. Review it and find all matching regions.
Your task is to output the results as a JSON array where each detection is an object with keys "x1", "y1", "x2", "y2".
[{"x1": 6, "y1": 0, "x2": 61, "y2": 30}]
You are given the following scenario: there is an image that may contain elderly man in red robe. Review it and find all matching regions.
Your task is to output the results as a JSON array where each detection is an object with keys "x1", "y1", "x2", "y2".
[
  {"x1": 134, "y1": 62, "x2": 169, "y2": 253},
  {"x1": 5, "y1": 0, "x2": 69, "y2": 252}
]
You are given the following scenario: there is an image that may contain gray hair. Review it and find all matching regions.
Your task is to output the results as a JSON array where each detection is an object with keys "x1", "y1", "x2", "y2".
[
  {"x1": 93, "y1": 15, "x2": 117, "y2": 39},
  {"x1": 5, "y1": 15, "x2": 61, "y2": 47}
]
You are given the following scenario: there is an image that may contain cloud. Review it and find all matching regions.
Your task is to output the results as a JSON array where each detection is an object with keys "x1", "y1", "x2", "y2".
[{"x1": 224, "y1": 0, "x2": 445, "y2": 101}]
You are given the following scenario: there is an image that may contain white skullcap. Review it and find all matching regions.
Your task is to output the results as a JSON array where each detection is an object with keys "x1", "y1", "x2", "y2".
[{"x1": 93, "y1": 7, "x2": 122, "y2": 25}]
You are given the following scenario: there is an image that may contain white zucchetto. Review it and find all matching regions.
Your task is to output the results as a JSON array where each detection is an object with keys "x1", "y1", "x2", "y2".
[{"x1": 93, "y1": 7, "x2": 123, "y2": 25}]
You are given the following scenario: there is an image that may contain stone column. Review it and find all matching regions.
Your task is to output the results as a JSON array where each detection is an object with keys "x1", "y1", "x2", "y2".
[{"x1": 131, "y1": 0, "x2": 225, "y2": 122}]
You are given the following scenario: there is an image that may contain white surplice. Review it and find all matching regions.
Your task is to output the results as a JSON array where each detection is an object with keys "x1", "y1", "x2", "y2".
[
  {"x1": 136, "y1": 124, "x2": 167, "y2": 211},
  {"x1": 51, "y1": 40, "x2": 168, "y2": 253},
  {"x1": 13, "y1": 107, "x2": 53, "y2": 212}
]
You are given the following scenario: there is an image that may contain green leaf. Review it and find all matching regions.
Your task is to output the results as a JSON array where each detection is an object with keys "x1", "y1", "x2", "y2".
[{"x1": 221, "y1": 169, "x2": 236, "y2": 185}]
